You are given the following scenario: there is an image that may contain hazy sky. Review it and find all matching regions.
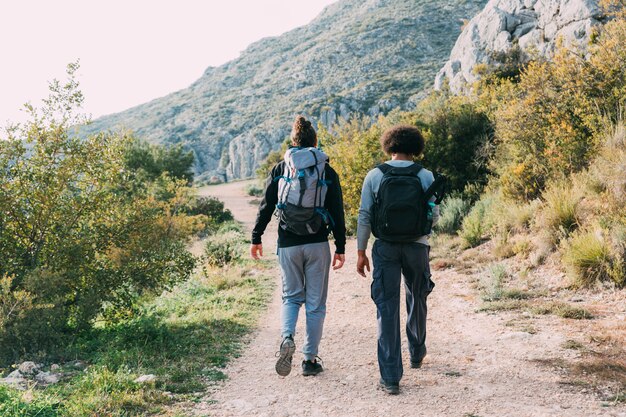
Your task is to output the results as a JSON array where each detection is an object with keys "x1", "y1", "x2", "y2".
[{"x1": 0, "y1": 0, "x2": 337, "y2": 129}]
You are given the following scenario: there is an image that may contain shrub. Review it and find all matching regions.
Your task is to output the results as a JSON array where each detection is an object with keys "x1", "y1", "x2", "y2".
[
  {"x1": 435, "y1": 196, "x2": 470, "y2": 234},
  {"x1": 205, "y1": 230, "x2": 246, "y2": 267},
  {"x1": 460, "y1": 196, "x2": 494, "y2": 247},
  {"x1": 562, "y1": 228, "x2": 623, "y2": 287},
  {"x1": 539, "y1": 181, "x2": 581, "y2": 243},
  {"x1": 246, "y1": 183, "x2": 264, "y2": 197},
  {"x1": 0, "y1": 64, "x2": 197, "y2": 363},
  {"x1": 186, "y1": 196, "x2": 234, "y2": 233},
  {"x1": 417, "y1": 93, "x2": 494, "y2": 192},
  {"x1": 480, "y1": 263, "x2": 508, "y2": 301}
]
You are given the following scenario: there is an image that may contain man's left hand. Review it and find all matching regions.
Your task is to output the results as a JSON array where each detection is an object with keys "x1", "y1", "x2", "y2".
[{"x1": 332, "y1": 253, "x2": 345, "y2": 270}]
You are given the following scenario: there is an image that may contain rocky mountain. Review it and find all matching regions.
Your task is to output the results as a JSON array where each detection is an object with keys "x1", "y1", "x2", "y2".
[
  {"x1": 82, "y1": 0, "x2": 488, "y2": 182},
  {"x1": 435, "y1": 0, "x2": 605, "y2": 93}
]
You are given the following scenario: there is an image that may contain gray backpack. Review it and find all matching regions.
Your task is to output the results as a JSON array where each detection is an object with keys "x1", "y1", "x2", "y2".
[{"x1": 275, "y1": 147, "x2": 332, "y2": 235}]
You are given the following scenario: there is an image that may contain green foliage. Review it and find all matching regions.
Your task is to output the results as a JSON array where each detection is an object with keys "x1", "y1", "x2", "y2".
[
  {"x1": 0, "y1": 385, "x2": 60, "y2": 417},
  {"x1": 460, "y1": 195, "x2": 494, "y2": 248},
  {"x1": 124, "y1": 139, "x2": 195, "y2": 184},
  {"x1": 0, "y1": 64, "x2": 198, "y2": 363},
  {"x1": 417, "y1": 93, "x2": 493, "y2": 192},
  {"x1": 321, "y1": 116, "x2": 388, "y2": 233},
  {"x1": 186, "y1": 196, "x2": 234, "y2": 234},
  {"x1": 435, "y1": 196, "x2": 471, "y2": 234},
  {"x1": 561, "y1": 229, "x2": 624, "y2": 288},
  {"x1": 245, "y1": 183, "x2": 264, "y2": 197},
  {"x1": 0, "y1": 260, "x2": 273, "y2": 416},
  {"x1": 482, "y1": 18, "x2": 626, "y2": 200},
  {"x1": 539, "y1": 180, "x2": 581, "y2": 244},
  {"x1": 204, "y1": 226, "x2": 246, "y2": 267}
]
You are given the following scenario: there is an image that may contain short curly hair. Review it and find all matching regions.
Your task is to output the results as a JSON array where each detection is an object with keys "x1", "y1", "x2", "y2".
[{"x1": 380, "y1": 125, "x2": 425, "y2": 156}]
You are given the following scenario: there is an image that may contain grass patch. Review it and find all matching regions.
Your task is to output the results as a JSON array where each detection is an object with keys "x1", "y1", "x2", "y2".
[
  {"x1": 531, "y1": 302, "x2": 593, "y2": 320},
  {"x1": 561, "y1": 228, "x2": 620, "y2": 287},
  {"x1": 562, "y1": 340, "x2": 586, "y2": 351},
  {"x1": 0, "y1": 259, "x2": 273, "y2": 416},
  {"x1": 478, "y1": 299, "x2": 529, "y2": 312}
]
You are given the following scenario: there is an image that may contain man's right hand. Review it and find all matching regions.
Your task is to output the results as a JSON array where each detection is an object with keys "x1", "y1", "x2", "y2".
[
  {"x1": 250, "y1": 244, "x2": 263, "y2": 259},
  {"x1": 356, "y1": 250, "x2": 370, "y2": 277}
]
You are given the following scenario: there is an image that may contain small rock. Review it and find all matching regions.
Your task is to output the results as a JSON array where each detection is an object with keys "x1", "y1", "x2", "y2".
[
  {"x1": 18, "y1": 361, "x2": 41, "y2": 376},
  {"x1": 134, "y1": 374, "x2": 157, "y2": 384},
  {"x1": 35, "y1": 371, "x2": 61, "y2": 385},
  {"x1": 0, "y1": 371, "x2": 27, "y2": 389},
  {"x1": 7, "y1": 370, "x2": 22, "y2": 379},
  {"x1": 50, "y1": 364, "x2": 61, "y2": 371},
  {"x1": 570, "y1": 296, "x2": 584, "y2": 303}
]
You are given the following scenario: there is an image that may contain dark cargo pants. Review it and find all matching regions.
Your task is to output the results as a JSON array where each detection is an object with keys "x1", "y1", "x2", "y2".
[{"x1": 371, "y1": 239, "x2": 435, "y2": 383}]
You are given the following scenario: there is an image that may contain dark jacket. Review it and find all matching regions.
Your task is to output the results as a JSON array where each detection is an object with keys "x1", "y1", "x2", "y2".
[{"x1": 251, "y1": 160, "x2": 346, "y2": 254}]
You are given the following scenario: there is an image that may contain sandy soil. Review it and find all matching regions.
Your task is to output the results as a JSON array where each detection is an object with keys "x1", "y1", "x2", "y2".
[{"x1": 191, "y1": 180, "x2": 625, "y2": 417}]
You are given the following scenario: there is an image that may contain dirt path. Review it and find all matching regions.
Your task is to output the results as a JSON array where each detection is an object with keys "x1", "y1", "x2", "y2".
[{"x1": 192, "y1": 181, "x2": 625, "y2": 417}]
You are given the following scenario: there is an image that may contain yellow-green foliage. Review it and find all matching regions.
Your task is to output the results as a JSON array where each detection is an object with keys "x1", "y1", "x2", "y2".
[
  {"x1": 561, "y1": 229, "x2": 618, "y2": 287},
  {"x1": 460, "y1": 195, "x2": 495, "y2": 248},
  {"x1": 540, "y1": 180, "x2": 582, "y2": 242},
  {"x1": 483, "y1": 16, "x2": 626, "y2": 200},
  {"x1": 320, "y1": 116, "x2": 388, "y2": 232}
]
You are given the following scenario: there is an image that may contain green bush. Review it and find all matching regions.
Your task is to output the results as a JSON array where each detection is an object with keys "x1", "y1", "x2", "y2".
[
  {"x1": 0, "y1": 64, "x2": 197, "y2": 363},
  {"x1": 124, "y1": 139, "x2": 195, "y2": 184},
  {"x1": 561, "y1": 228, "x2": 623, "y2": 287},
  {"x1": 435, "y1": 196, "x2": 470, "y2": 234},
  {"x1": 245, "y1": 183, "x2": 264, "y2": 197},
  {"x1": 186, "y1": 196, "x2": 234, "y2": 233},
  {"x1": 460, "y1": 196, "x2": 494, "y2": 248},
  {"x1": 540, "y1": 181, "x2": 581, "y2": 244},
  {"x1": 417, "y1": 93, "x2": 494, "y2": 193},
  {"x1": 205, "y1": 230, "x2": 246, "y2": 267}
]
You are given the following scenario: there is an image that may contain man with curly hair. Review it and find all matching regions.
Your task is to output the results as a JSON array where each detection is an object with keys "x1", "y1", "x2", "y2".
[{"x1": 356, "y1": 125, "x2": 440, "y2": 394}]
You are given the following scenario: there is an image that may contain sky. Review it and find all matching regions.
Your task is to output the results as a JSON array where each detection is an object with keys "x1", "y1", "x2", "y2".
[{"x1": 0, "y1": 0, "x2": 337, "y2": 129}]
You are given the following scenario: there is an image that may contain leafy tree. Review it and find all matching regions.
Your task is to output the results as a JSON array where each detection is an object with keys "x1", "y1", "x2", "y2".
[
  {"x1": 0, "y1": 64, "x2": 198, "y2": 362},
  {"x1": 124, "y1": 139, "x2": 194, "y2": 184},
  {"x1": 416, "y1": 92, "x2": 493, "y2": 193}
]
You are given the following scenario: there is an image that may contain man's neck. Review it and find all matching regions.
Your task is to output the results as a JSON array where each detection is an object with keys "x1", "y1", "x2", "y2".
[{"x1": 391, "y1": 153, "x2": 413, "y2": 161}]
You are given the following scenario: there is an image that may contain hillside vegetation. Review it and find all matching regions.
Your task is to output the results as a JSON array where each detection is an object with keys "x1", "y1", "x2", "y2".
[
  {"x1": 81, "y1": 0, "x2": 488, "y2": 182},
  {"x1": 313, "y1": 1, "x2": 625, "y2": 288}
]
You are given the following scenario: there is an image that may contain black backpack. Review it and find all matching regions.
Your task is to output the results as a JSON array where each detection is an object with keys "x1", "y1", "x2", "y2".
[{"x1": 371, "y1": 163, "x2": 446, "y2": 242}]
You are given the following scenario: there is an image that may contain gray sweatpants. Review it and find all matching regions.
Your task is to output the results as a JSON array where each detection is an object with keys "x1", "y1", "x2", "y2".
[
  {"x1": 277, "y1": 241, "x2": 331, "y2": 361},
  {"x1": 371, "y1": 240, "x2": 435, "y2": 383}
]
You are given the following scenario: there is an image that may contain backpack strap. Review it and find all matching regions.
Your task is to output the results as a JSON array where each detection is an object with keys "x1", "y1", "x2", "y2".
[
  {"x1": 377, "y1": 162, "x2": 422, "y2": 175},
  {"x1": 423, "y1": 174, "x2": 447, "y2": 204},
  {"x1": 377, "y1": 163, "x2": 393, "y2": 174}
]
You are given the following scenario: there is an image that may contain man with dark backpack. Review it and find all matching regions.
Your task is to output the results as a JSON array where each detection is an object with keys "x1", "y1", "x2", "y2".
[
  {"x1": 251, "y1": 116, "x2": 346, "y2": 377},
  {"x1": 356, "y1": 125, "x2": 445, "y2": 395}
]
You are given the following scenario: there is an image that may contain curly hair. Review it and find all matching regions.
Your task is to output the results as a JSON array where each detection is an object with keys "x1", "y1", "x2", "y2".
[
  {"x1": 380, "y1": 125, "x2": 425, "y2": 156},
  {"x1": 290, "y1": 116, "x2": 317, "y2": 148}
]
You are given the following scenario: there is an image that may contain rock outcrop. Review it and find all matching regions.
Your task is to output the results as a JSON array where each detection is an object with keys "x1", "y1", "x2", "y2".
[
  {"x1": 435, "y1": 0, "x2": 605, "y2": 93},
  {"x1": 81, "y1": 0, "x2": 489, "y2": 182}
]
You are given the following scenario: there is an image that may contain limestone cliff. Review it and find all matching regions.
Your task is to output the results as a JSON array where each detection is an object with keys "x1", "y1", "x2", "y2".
[{"x1": 435, "y1": 0, "x2": 605, "y2": 93}]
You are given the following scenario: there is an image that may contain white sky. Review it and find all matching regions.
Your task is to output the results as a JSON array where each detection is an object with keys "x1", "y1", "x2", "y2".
[{"x1": 0, "y1": 0, "x2": 337, "y2": 129}]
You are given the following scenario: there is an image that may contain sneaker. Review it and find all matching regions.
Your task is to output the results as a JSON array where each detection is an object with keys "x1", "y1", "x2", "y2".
[
  {"x1": 275, "y1": 336, "x2": 295, "y2": 376},
  {"x1": 302, "y1": 358, "x2": 323, "y2": 376},
  {"x1": 379, "y1": 378, "x2": 400, "y2": 395},
  {"x1": 410, "y1": 358, "x2": 423, "y2": 369}
]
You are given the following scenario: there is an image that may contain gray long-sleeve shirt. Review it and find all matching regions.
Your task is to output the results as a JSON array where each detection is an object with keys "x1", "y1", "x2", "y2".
[{"x1": 356, "y1": 160, "x2": 440, "y2": 251}]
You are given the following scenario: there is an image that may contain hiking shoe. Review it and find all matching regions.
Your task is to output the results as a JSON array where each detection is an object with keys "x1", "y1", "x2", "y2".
[
  {"x1": 410, "y1": 358, "x2": 423, "y2": 369},
  {"x1": 302, "y1": 358, "x2": 323, "y2": 376},
  {"x1": 379, "y1": 378, "x2": 400, "y2": 395},
  {"x1": 275, "y1": 336, "x2": 295, "y2": 376}
]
